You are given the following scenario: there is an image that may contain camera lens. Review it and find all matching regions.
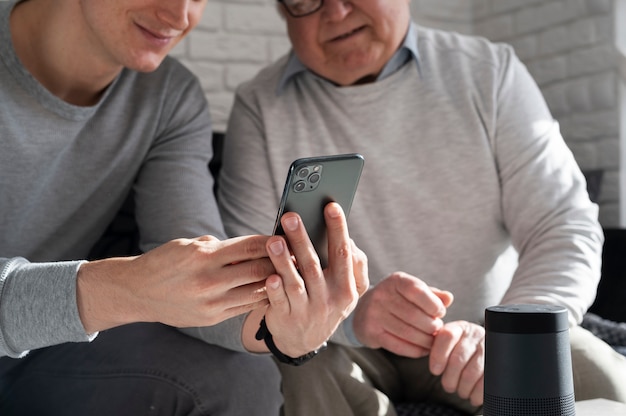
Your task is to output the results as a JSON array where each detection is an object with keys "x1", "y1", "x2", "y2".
[
  {"x1": 294, "y1": 181, "x2": 306, "y2": 192},
  {"x1": 309, "y1": 172, "x2": 320, "y2": 184},
  {"x1": 297, "y1": 167, "x2": 309, "y2": 178}
]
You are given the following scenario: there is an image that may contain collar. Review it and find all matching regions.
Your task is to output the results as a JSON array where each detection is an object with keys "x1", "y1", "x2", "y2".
[{"x1": 276, "y1": 21, "x2": 420, "y2": 95}]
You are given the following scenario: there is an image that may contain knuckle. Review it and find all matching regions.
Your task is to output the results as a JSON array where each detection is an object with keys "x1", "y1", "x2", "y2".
[
  {"x1": 284, "y1": 280, "x2": 306, "y2": 296},
  {"x1": 243, "y1": 237, "x2": 264, "y2": 257},
  {"x1": 248, "y1": 258, "x2": 271, "y2": 278},
  {"x1": 298, "y1": 259, "x2": 322, "y2": 278},
  {"x1": 332, "y1": 240, "x2": 351, "y2": 260}
]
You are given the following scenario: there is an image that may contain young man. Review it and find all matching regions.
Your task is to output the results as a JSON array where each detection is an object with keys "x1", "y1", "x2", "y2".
[
  {"x1": 218, "y1": 0, "x2": 626, "y2": 414},
  {"x1": 0, "y1": 0, "x2": 367, "y2": 414}
]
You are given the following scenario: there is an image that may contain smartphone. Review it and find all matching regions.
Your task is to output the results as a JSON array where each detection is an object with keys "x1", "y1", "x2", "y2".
[{"x1": 273, "y1": 153, "x2": 365, "y2": 268}]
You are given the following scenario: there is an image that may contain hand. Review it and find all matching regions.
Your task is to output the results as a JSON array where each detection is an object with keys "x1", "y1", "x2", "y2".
[
  {"x1": 246, "y1": 202, "x2": 368, "y2": 357},
  {"x1": 352, "y1": 272, "x2": 453, "y2": 358},
  {"x1": 77, "y1": 234, "x2": 275, "y2": 333},
  {"x1": 429, "y1": 320, "x2": 485, "y2": 406}
]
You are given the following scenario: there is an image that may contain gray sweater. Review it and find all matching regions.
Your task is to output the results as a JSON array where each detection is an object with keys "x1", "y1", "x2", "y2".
[
  {"x1": 219, "y1": 23, "x2": 603, "y2": 345},
  {"x1": 0, "y1": 1, "x2": 227, "y2": 357}
]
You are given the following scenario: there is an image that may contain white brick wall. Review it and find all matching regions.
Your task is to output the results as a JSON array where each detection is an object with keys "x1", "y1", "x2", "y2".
[
  {"x1": 4, "y1": 0, "x2": 622, "y2": 225},
  {"x1": 472, "y1": 0, "x2": 621, "y2": 226}
]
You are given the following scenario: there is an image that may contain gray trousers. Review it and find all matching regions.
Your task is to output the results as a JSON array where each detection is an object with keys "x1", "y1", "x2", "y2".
[
  {"x1": 0, "y1": 323, "x2": 282, "y2": 416},
  {"x1": 277, "y1": 326, "x2": 626, "y2": 416}
]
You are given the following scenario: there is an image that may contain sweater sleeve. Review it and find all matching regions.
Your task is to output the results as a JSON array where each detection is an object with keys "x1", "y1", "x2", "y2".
[
  {"x1": 0, "y1": 258, "x2": 94, "y2": 358},
  {"x1": 493, "y1": 46, "x2": 603, "y2": 325}
]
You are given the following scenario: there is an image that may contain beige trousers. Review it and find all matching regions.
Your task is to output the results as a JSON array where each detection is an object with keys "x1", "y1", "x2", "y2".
[{"x1": 277, "y1": 326, "x2": 626, "y2": 416}]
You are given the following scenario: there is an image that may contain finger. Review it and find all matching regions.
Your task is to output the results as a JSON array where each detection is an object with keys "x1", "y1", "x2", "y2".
[
  {"x1": 394, "y1": 273, "x2": 447, "y2": 318},
  {"x1": 385, "y1": 290, "x2": 444, "y2": 335},
  {"x1": 456, "y1": 351, "x2": 484, "y2": 400},
  {"x1": 222, "y1": 257, "x2": 275, "y2": 287},
  {"x1": 279, "y1": 212, "x2": 325, "y2": 296},
  {"x1": 429, "y1": 324, "x2": 462, "y2": 376},
  {"x1": 223, "y1": 280, "x2": 269, "y2": 308},
  {"x1": 206, "y1": 235, "x2": 271, "y2": 266},
  {"x1": 351, "y1": 240, "x2": 369, "y2": 296},
  {"x1": 383, "y1": 312, "x2": 438, "y2": 350},
  {"x1": 324, "y1": 203, "x2": 354, "y2": 289},
  {"x1": 469, "y1": 376, "x2": 484, "y2": 407},
  {"x1": 221, "y1": 298, "x2": 270, "y2": 323},
  {"x1": 430, "y1": 287, "x2": 454, "y2": 308},
  {"x1": 438, "y1": 326, "x2": 481, "y2": 395},
  {"x1": 378, "y1": 330, "x2": 430, "y2": 358},
  {"x1": 266, "y1": 235, "x2": 307, "y2": 309},
  {"x1": 265, "y1": 274, "x2": 291, "y2": 314}
]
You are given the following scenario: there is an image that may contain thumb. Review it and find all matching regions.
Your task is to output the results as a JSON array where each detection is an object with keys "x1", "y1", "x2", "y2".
[{"x1": 266, "y1": 275, "x2": 290, "y2": 314}]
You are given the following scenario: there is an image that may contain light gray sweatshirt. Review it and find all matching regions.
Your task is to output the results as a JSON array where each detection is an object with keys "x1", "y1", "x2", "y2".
[{"x1": 218, "y1": 23, "x2": 603, "y2": 345}]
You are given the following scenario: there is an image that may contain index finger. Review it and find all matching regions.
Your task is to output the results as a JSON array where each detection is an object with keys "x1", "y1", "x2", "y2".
[
  {"x1": 395, "y1": 274, "x2": 447, "y2": 319},
  {"x1": 208, "y1": 234, "x2": 271, "y2": 266},
  {"x1": 324, "y1": 202, "x2": 354, "y2": 286}
]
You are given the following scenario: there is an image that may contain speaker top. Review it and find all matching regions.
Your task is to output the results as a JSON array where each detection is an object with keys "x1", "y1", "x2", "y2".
[{"x1": 485, "y1": 304, "x2": 569, "y2": 334}]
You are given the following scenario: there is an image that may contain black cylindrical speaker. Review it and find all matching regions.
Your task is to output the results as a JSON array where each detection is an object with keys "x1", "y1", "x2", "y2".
[{"x1": 483, "y1": 304, "x2": 576, "y2": 416}]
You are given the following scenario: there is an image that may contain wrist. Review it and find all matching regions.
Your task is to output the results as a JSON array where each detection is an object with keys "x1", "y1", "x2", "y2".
[
  {"x1": 255, "y1": 316, "x2": 327, "y2": 366},
  {"x1": 76, "y1": 258, "x2": 138, "y2": 333}
]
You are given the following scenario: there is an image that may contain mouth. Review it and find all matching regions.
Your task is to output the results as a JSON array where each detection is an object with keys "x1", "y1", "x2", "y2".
[
  {"x1": 136, "y1": 23, "x2": 178, "y2": 45},
  {"x1": 329, "y1": 25, "x2": 366, "y2": 42}
]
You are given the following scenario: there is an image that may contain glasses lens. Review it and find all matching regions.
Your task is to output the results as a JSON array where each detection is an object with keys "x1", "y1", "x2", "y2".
[{"x1": 282, "y1": 0, "x2": 321, "y2": 17}]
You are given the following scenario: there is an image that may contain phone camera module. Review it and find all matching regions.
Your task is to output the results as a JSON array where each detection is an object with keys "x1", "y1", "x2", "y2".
[
  {"x1": 297, "y1": 167, "x2": 310, "y2": 178},
  {"x1": 309, "y1": 172, "x2": 320, "y2": 184},
  {"x1": 294, "y1": 180, "x2": 306, "y2": 192}
]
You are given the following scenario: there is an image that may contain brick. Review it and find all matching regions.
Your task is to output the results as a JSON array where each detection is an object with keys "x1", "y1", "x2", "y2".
[
  {"x1": 475, "y1": 14, "x2": 515, "y2": 41},
  {"x1": 189, "y1": 32, "x2": 268, "y2": 62},
  {"x1": 526, "y1": 56, "x2": 568, "y2": 85},
  {"x1": 181, "y1": 60, "x2": 224, "y2": 92},
  {"x1": 507, "y1": 34, "x2": 539, "y2": 61},
  {"x1": 226, "y1": 64, "x2": 264, "y2": 90},
  {"x1": 568, "y1": 44, "x2": 618, "y2": 77},
  {"x1": 560, "y1": 109, "x2": 620, "y2": 140},
  {"x1": 198, "y1": 2, "x2": 223, "y2": 31},
  {"x1": 586, "y1": 0, "x2": 612, "y2": 15},
  {"x1": 596, "y1": 137, "x2": 621, "y2": 169},
  {"x1": 514, "y1": 1, "x2": 585, "y2": 36},
  {"x1": 225, "y1": 4, "x2": 286, "y2": 35},
  {"x1": 543, "y1": 82, "x2": 571, "y2": 117}
]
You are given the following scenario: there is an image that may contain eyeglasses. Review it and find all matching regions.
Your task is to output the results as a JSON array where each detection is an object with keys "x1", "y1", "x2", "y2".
[{"x1": 278, "y1": 0, "x2": 324, "y2": 18}]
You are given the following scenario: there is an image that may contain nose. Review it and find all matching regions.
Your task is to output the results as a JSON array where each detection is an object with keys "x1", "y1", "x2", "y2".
[
  {"x1": 156, "y1": 0, "x2": 190, "y2": 31},
  {"x1": 321, "y1": 0, "x2": 352, "y2": 21}
]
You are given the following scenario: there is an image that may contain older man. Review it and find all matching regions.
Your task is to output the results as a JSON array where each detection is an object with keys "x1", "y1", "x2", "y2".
[
  {"x1": 0, "y1": 0, "x2": 368, "y2": 414},
  {"x1": 218, "y1": 0, "x2": 626, "y2": 414}
]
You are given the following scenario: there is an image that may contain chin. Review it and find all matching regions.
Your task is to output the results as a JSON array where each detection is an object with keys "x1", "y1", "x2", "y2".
[{"x1": 125, "y1": 54, "x2": 167, "y2": 73}]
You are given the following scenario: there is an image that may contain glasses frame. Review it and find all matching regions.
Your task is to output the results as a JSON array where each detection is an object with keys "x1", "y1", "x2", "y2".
[{"x1": 278, "y1": 0, "x2": 324, "y2": 18}]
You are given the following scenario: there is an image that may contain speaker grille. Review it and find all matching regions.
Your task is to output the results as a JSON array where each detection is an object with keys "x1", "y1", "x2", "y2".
[{"x1": 483, "y1": 393, "x2": 576, "y2": 416}]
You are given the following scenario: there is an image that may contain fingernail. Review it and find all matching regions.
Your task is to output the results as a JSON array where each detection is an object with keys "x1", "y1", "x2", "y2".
[
  {"x1": 283, "y1": 216, "x2": 298, "y2": 231},
  {"x1": 327, "y1": 203, "x2": 341, "y2": 218},
  {"x1": 267, "y1": 279, "x2": 280, "y2": 290},
  {"x1": 269, "y1": 240, "x2": 284, "y2": 255},
  {"x1": 431, "y1": 363, "x2": 443, "y2": 375}
]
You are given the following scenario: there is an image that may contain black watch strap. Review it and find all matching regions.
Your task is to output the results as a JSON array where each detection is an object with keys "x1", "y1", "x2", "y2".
[{"x1": 255, "y1": 316, "x2": 327, "y2": 366}]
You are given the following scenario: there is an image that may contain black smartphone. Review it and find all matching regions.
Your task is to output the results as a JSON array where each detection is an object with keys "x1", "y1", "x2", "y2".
[{"x1": 273, "y1": 153, "x2": 365, "y2": 268}]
